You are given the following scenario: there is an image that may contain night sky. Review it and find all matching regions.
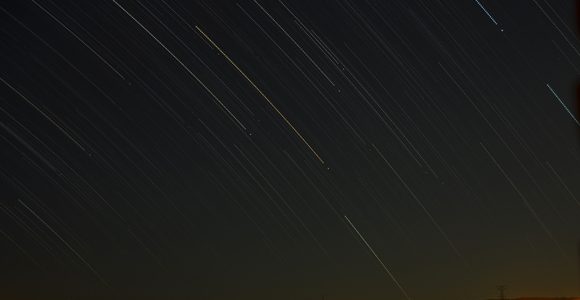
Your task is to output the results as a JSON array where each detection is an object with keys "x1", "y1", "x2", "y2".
[{"x1": 1, "y1": 0, "x2": 580, "y2": 299}]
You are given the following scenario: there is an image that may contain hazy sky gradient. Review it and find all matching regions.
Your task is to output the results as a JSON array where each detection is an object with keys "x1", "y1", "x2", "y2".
[{"x1": 1, "y1": 1, "x2": 579, "y2": 299}]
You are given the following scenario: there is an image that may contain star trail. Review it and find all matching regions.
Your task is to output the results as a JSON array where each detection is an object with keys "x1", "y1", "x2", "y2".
[{"x1": 1, "y1": 1, "x2": 580, "y2": 299}]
